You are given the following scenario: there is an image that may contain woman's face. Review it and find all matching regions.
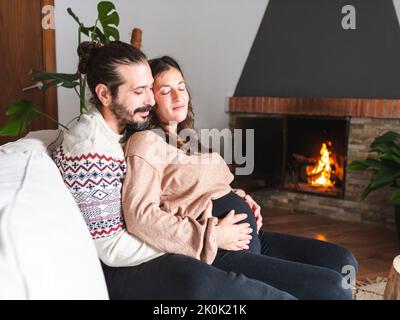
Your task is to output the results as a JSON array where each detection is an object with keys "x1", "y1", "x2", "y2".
[{"x1": 152, "y1": 67, "x2": 189, "y2": 125}]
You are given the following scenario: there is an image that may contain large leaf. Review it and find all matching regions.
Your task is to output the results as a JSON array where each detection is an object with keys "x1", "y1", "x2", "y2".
[
  {"x1": 390, "y1": 188, "x2": 400, "y2": 205},
  {"x1": 67, "y1": 7, "x2": 106, "y2": 42},
  {"x1": 0, "y1": 100, "x2": 40, "y2": 136},
  {"x1": 67, "y1": 8, "x2": 83, "y2": 27},
  {"x1": 361, "y1": 166, "x2": 400, "y2": 199},
  {"x1": 391, "y1": 152, "x2": 400, "y2": 166},
  {"x1": 347, "y1": 158, "x2": 382, "y2": 172},
  {"x1": 67, "y1": 8, "x2": 95, "y2": 36},
  {"x1": 371, "y1": 131, "x2": 400, "y2": 148},
  {"x1": 67, "y1": 2, "x2": 120, "y2": 45},
  {"x1": 378, "y1": 153, "x2": 400, "y2": 170},
  {"x1": 380, "y1": 157, "x2": 400, "y2": 170},
  {"x1": 369, "y1": 132, "x2": 399, "y2": 156},
  {"x1": 379, "y1": 152, "x2": 394, "y2": 161},
  {"x1": 31, "y1": 70, "x2": 79, "y2": 90},
  {"x1": 392, "y1": 144, "x2": 400, "y2": 158},
  {"x1": 91, "y1": 27, "x2": 107, "y2": 44},
  {"x1": 97, "y1": 1, "x2": 120, "y2": 43},
  {"x1": 81, "y1": 25, "x2": 96, "y2": 38}
]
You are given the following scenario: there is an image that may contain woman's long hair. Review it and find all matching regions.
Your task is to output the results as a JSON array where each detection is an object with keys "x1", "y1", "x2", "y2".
[{"x1": 125, "y1": 56, "x2": 210, "y2": 154}]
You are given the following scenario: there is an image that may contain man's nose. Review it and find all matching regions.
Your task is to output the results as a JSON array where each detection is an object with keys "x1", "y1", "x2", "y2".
[{"x1": 145, "y1": 90, "x2": 155, "y2": 106}]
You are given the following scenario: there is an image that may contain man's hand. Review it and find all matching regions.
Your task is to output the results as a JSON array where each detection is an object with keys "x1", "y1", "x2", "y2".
[
  {"x1": 233, "y1": 189, "x2": 263, "y2": 233},
  {"x1": 244, "y1": 194, "x2": 262, "y2": 233}
]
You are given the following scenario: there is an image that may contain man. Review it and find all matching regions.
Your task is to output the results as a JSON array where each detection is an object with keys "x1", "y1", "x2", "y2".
[{"x1": 53, "y1": 40, "x2": 294, "y2": 300}]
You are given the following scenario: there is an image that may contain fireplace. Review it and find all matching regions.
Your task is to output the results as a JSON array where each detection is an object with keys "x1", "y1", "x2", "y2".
[
  {"x1": 284, "y1": 116, "x2": 349, "y2": 198},
  {"x1": 229, "y1": 96, "x2": 400, "y2": 229},
  {"x1": 233, "y1": 115, "x2": 284, "y2": 188},
  {"x1": 233, "y1": 114, "x2": 349, "y2": 198}
]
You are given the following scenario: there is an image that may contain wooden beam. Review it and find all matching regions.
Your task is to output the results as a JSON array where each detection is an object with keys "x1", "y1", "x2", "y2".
[{"x1": 41, "y1": 0, "x2": 58, "y2": 129}]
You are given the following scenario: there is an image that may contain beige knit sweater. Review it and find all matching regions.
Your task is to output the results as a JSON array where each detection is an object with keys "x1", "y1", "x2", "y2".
[{"x1": 122, "y1": 129, "x2": 234, "y2": 264}]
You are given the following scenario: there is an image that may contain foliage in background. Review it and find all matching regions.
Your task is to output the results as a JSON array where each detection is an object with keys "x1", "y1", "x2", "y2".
[
  {"x1": 0, "y1": 1, "x2": 120, "y2": 136},
  {"x1": 347, "y1": 131, "x2": 400, "y2": 205}
]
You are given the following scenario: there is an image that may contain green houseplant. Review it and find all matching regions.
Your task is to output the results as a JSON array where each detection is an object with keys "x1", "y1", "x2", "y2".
[
  {"x1": 0, "y1": 1, "x2": 120, "y2": 136},
  {"x1": 347, "y1": 131, "x2": 400, "y2": 236}
]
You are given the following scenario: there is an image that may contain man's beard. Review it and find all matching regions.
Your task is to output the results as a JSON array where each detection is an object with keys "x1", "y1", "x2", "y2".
[{"x1": 110, "y1": 101, "x2": 152, "y2": 131}]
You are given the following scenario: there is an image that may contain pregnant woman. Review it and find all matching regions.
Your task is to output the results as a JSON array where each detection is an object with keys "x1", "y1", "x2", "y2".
[{"x1": 122, "y1": 56, "x2": 358, "y2": 299}]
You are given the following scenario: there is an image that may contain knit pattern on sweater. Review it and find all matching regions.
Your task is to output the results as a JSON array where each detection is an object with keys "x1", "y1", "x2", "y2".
[{"x1": 53, "y1": 144, "x2": 126, "y2": 239}]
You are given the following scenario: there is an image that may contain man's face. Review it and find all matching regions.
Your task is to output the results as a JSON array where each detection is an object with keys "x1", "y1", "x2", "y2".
[{"x1": 110, "y1": 62, "x2": 155, "y2": 130}]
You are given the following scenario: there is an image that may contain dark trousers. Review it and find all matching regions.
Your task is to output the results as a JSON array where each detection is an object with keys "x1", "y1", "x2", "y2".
[
  {"x1": 102, "y1": 192, "x2": 358, "y2": 300},
  {"x1": 212, "y1": 230, "x2": 358, "y2": 300},
  {"x1": 101, "y1": 254, "x2": 295, "y2": 300},
  {"x1": 101, "y1": 229, "x2": 358, "y2": 300},
  {"x1": 211, "y1": 192, "x2": 359, "y2": 300}
]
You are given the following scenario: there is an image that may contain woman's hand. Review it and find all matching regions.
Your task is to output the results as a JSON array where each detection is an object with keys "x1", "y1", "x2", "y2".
[
  {"x1": 215, "y1": 211, "x2": 253, "y2": 251},
  {"x1": 233, "y1": 189, "x2": 263, "y2": 233}
]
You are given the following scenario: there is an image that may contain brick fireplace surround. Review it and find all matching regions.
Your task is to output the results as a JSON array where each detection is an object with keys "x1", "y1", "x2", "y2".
[{"x1": 229, "y1": 97, "x2": 400, "y2": 230}]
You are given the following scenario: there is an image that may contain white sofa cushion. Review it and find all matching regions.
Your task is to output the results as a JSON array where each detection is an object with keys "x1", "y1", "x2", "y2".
[{"x1": 0, "y1": 130, "x2": 109, "y2": 299}]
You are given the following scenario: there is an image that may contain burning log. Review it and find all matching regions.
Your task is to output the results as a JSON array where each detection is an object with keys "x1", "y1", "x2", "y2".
[
  {"x1": 289, "y1": 142, "x2": 336, "y2": 188},
  {"x1": 288, "y1": 156, "x2": 310, "y2": 184},
  {"x1": 306, "y1": 142, "x2": 335, "y2": 187},
  {"x1": 293, "y1": 153, "x2": 317, "y2": 164}
]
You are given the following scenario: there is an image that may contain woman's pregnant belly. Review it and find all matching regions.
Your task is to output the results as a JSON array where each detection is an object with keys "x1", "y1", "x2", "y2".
[{"x1": 211, "y1": 191, "x2": 261, "y2": 254}]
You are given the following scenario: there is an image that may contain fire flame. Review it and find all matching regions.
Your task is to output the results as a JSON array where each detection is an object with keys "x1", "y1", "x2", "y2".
[
  {"x1": 314, "y1": 234, "x2": 327, "y2": 241},
  {"x1": 306, "y1": 142, "x2": 335, "y2": 187}
]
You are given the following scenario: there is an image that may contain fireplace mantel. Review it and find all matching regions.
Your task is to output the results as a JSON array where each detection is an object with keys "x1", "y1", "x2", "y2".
[{"x1": 229, "y1": 97, "x2": 400, "y2": 119}]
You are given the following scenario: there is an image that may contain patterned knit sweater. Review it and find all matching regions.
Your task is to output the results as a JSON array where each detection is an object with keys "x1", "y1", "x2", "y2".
[{"x1": 53, "y1": 106, "x2": 163, "y2": 267}]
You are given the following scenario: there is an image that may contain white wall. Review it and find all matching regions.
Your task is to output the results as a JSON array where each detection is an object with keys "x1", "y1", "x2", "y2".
[
  {"x1": 393, "y1": 0, "x2": 400, "y2": 27},
  {"x1": 54, "y1": 0, "x2": 269, "y2": 129}
]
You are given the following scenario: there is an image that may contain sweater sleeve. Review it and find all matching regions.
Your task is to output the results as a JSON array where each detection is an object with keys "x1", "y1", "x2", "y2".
[{"x1": 122, "y1": 155, "x2": 219, "y2": 264}]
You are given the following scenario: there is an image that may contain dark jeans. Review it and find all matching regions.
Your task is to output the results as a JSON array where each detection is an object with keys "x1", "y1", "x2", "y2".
[
  {"x1": 212, "y1": 230, "x2": 358, "y2": 300},
  {"x1": 101, "y1": 254, "x2": 295, "y2": 300},
  {"x1": 102, "y1": 192, "x2": 358, "y2": 300},
  {"x1": 211, "y1": 192, "x2": 359, "y2": 300}
]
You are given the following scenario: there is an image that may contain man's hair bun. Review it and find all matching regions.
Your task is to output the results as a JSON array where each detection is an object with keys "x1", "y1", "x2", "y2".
[{"x1": 77, "y1": 41, "x2": 101, "y2": 74}]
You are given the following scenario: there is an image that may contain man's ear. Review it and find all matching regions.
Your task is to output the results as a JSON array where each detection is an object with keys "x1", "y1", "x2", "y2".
[{"x1": 95, "y1": 84, "x2": 112, "y2": 107}]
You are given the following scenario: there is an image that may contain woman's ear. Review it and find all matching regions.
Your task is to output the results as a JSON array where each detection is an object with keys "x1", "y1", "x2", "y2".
[{"x1": 95, "y1": 84, "x2": 112, "y2": 107}]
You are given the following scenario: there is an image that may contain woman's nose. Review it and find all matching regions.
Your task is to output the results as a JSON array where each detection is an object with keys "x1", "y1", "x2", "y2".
[{"x1": 171, "y1": 89, "x2": 182, "y2": 101}]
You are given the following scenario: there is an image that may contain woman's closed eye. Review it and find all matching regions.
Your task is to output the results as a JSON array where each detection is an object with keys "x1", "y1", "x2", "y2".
[
  {"x1": 160, "y1": 84, "x2": 186, "y2": 95},
  {"x1": 160, "y1": 90, "x2": 171, "y2": 95}
]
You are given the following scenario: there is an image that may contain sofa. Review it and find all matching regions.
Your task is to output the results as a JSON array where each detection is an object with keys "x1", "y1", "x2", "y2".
[{"x1": 0, "y1": 130, "x2": 109, "y2": 300}]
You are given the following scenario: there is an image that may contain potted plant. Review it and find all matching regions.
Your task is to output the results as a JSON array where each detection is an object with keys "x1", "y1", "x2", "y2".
[
  {"x1": 348, "y1": 131, "x2": 400, "y2": 237},
  {"x1": 0, "y1": 1, "x2": 121, "y2": 136}
]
